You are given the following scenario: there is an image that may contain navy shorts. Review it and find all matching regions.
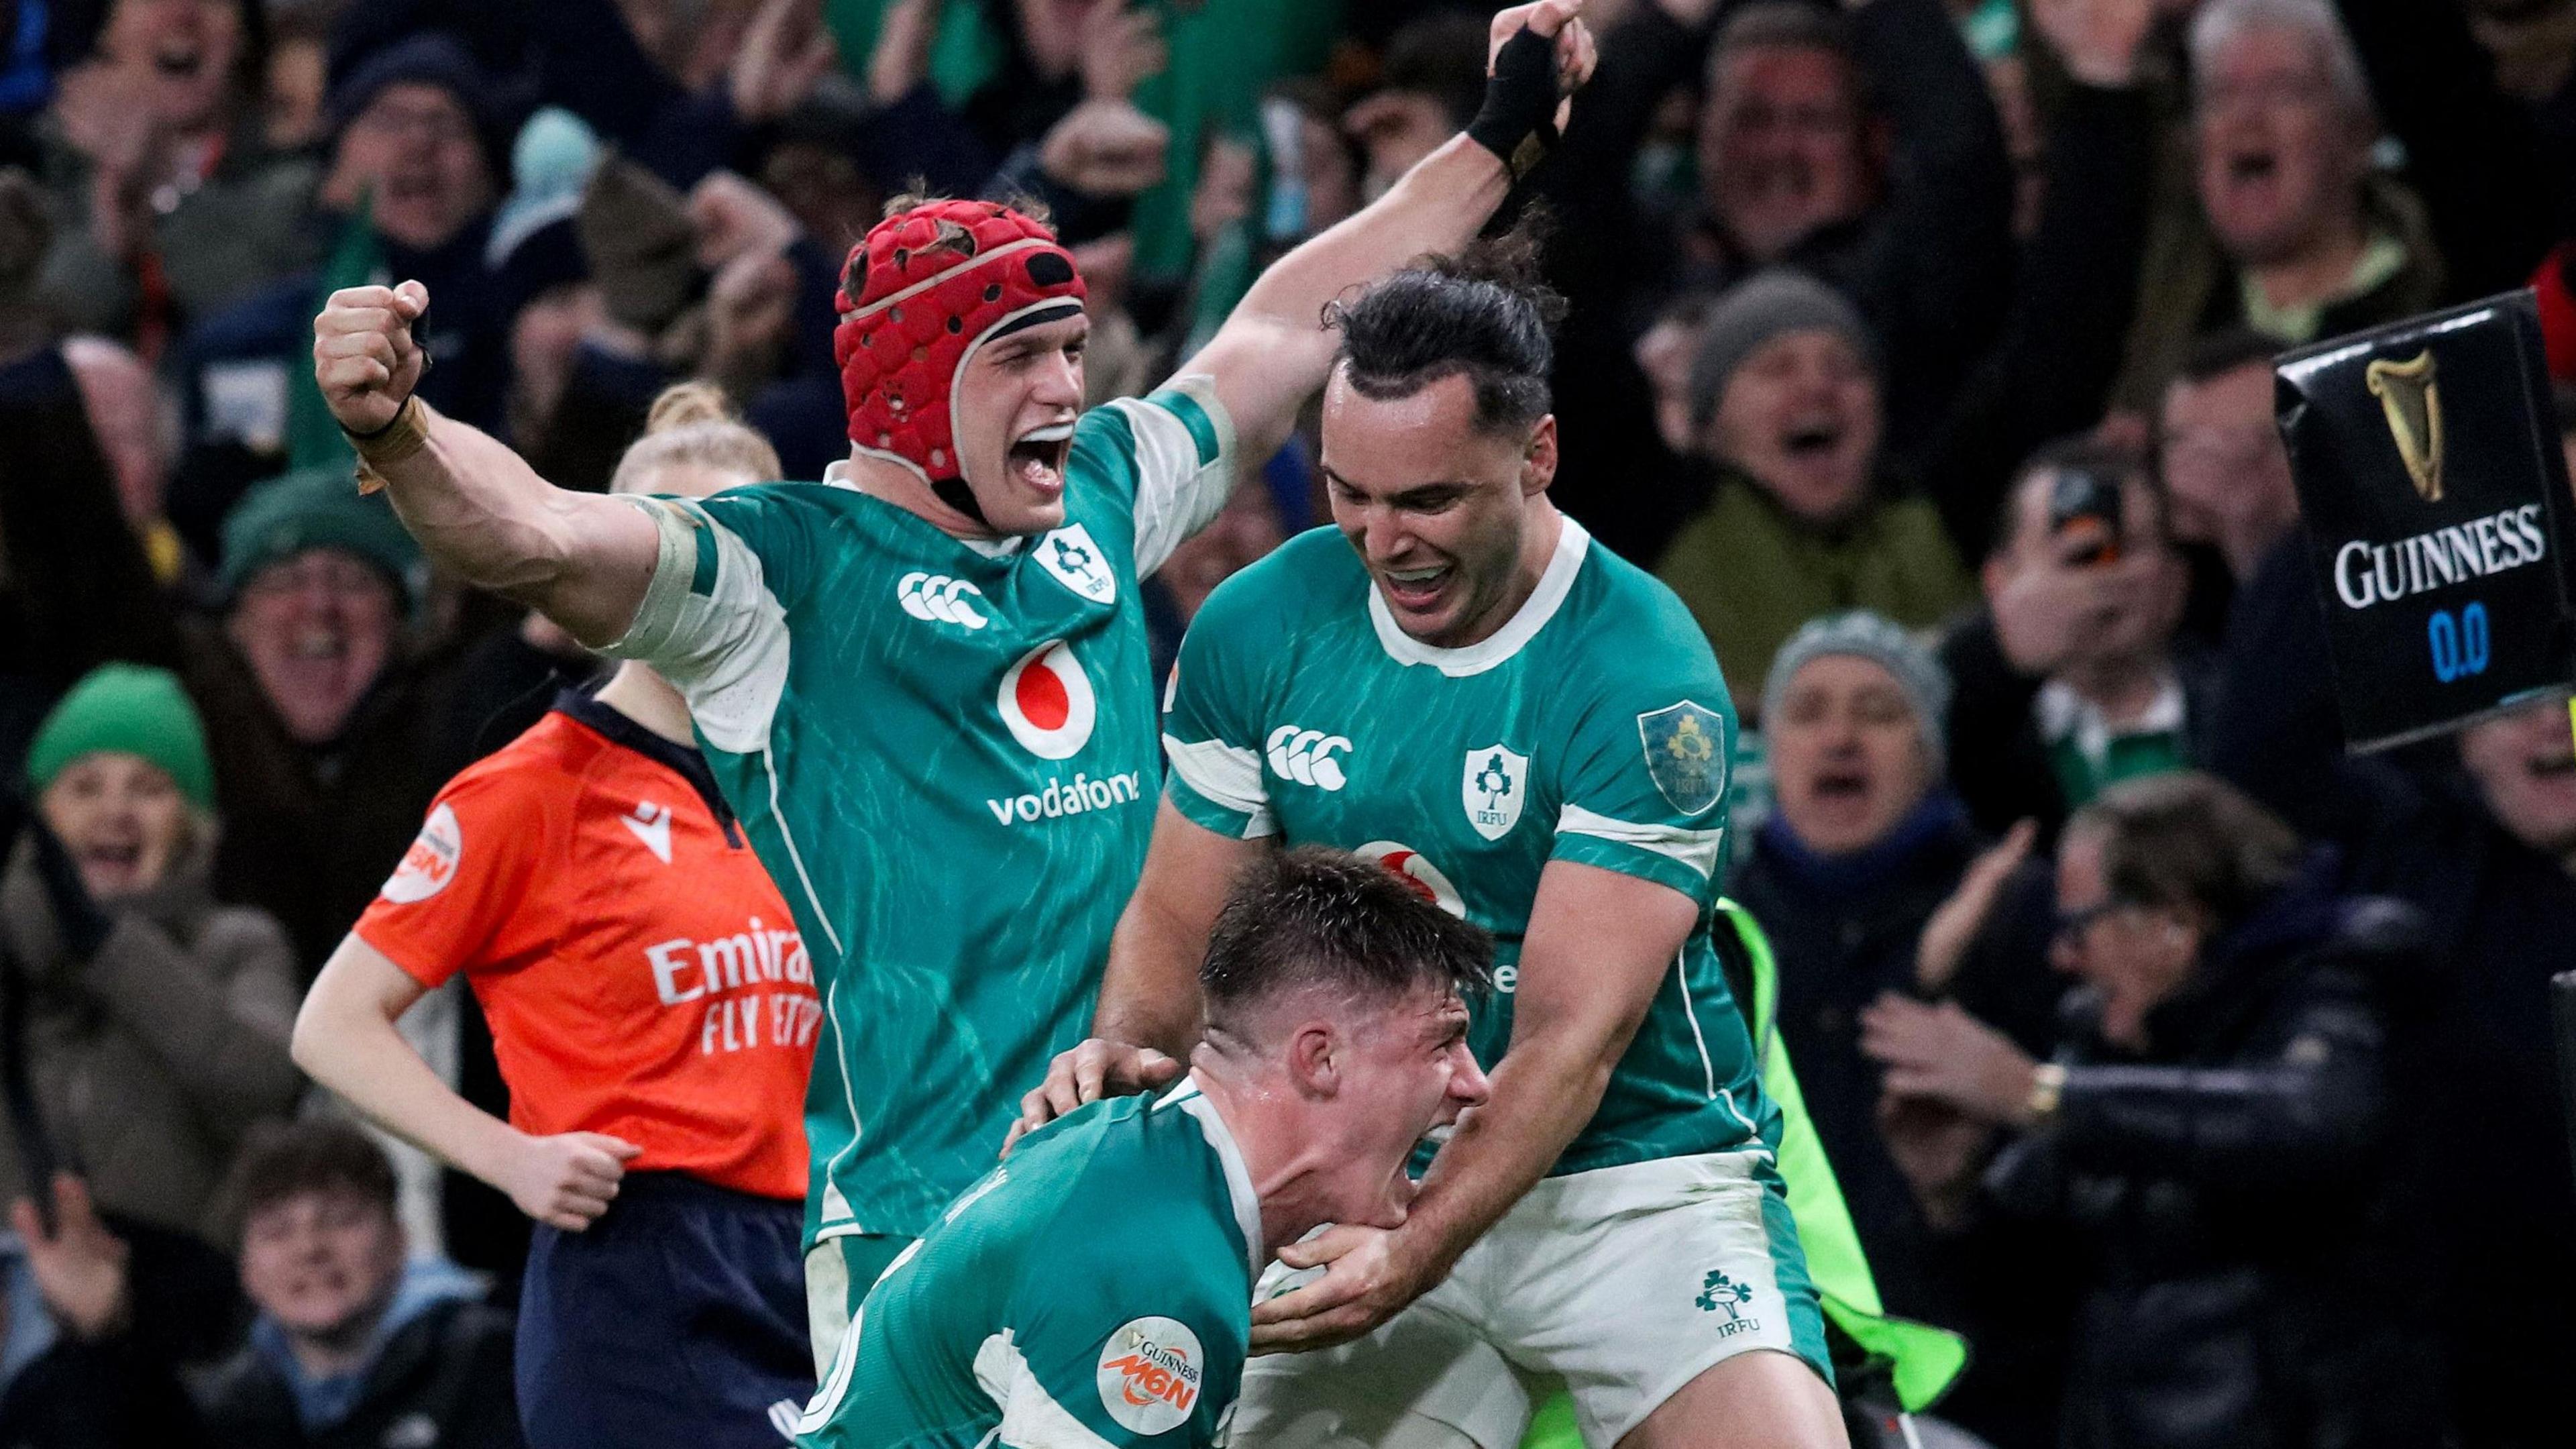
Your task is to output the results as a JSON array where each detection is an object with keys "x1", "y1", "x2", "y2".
[{"x1": 517, "y1": 1172, "x2": 813, "y2": 1448}]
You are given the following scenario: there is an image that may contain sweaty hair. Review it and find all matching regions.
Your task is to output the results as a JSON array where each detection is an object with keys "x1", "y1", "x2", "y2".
[
  {"x1": 610, "y1": 382, "x2": 784, "y2": 495},
  {"x1": 2070, "y1": 772, "x2": 2304, "y2": 934},
  {"x1": 1328, "y1": 224, "x2": 1568, "y2": 435},
  {"x1": 222, "y1": 1118, "x2": 398, "y2": 1242},
  {"x1": 1201, "y1": 847, "x2": 1493, "y2": 1038}
]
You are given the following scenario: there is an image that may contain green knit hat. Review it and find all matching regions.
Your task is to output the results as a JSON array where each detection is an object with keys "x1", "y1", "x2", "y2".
[
  {"x1": 26, "y1": 663, "x2": 216, "y2": 811},
  {"x1": 219, "y1": 468, "x2": 425, "y2": 605}
]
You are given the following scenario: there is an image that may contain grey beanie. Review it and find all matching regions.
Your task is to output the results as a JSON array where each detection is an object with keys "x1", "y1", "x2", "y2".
[
  {"x1": 1685, "y1": 269, "x2": 1878, "y2": 434},
  {"x1": 1761, "y1": 610, "x2": 1949, "y2": 765}
]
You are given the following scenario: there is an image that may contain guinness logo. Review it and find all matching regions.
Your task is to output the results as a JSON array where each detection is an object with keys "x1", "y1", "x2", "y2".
[{"x1": 2364, "y1": 350, "x2": 2444, "y2": 502}]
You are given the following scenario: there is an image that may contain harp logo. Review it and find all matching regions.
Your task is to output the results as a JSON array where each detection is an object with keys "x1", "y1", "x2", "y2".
[{"x1": 2364, "y1": 350, "x2": 2444, "y2": 504}]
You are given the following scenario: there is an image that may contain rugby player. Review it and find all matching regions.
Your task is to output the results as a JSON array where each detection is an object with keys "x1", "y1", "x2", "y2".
[
  {"x1": 294, "y1": 386, "x2": 820, "y2": 1448},
  {"x1": 807, "y1": 847, "x2": 1491, "y2": 1447},
  {"x1": 309, "y1": 0, "x2": 1597, "y2": 1381},
  {"x1": 1018, "y1": 241, "x2": 1847, "y2": 1447}
]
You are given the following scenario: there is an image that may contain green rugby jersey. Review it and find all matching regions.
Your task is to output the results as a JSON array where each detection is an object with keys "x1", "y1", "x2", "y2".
[
  {"x1": 800, "y1": 1081, "x2": 1257, "y2": 1448},
  {"x1": 605, "y1": 380, "x2": 1234, "y2": 1246},
  {"x1": 1162, "y1": 519, "x2": 1777, "y2": 1173}
]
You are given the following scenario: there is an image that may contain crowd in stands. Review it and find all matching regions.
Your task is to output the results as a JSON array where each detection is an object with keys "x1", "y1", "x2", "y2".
[{"x1": 0, "y1": 0, "x2": 2570, "y2": 1445}]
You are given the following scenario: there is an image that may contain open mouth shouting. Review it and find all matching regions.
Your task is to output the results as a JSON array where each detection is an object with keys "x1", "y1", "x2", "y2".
[
  {"x1": 1006, "y1": 423, "x2": 1075, "y2": 498},
  {"x1": 1375, "y1": 559, "x2": 1455, "y2": 619}
]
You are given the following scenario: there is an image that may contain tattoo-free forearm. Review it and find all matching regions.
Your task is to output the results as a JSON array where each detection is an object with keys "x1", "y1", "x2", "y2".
[
  {"x1": 1400, "y1": 1030, "x2": 1617, "y2": 1275},
  {"x1": 370, "y1": 404, "x2": 657, "y2": 645}
]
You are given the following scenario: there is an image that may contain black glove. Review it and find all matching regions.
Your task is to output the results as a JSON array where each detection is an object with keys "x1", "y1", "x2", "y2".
[
  {"x1": 28, "y1": 816, "x2": 111, "y2": 962},
  {"x1": 1466, "y1": 24, "x2": 1564, "y2": 184}
]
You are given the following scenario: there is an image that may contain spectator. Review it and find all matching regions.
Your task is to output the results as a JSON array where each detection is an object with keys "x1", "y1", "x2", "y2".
[
  {"x1": 1941, "y1": 441, "x2": 2203, "y2": 839},
  {"x1": 0, "y1": 1174, "x2": 215, "y2": 1448},
  {"x1": 1557, "y1": 0, "x2": 2014, "y2": 445},
  {"x1": 2194, "y1": 405, "x2": 2576, "y2": 1449},
  {"x1": 180, "y1": 470, "x2": 460, "y2": 972},
  {"x1": 1654, "y1": 270, "x2": 1976, "y2": 708},
  {"x1": 197, "y1": 1119, "x2": 524, "y2": 1449},
  {"x1": 38, "y1": 0, "x2": 321, "y2": 352},
  {"x1": 2112, "y1": 0, "x2": 2438, "y2": 408},
  {"x1": 294, "y1": 387, "x2": 818, "y2": 1448},
  {"x1": 1346, "y1": 12, "x2": 1489, "y2": 201},
  {"x1": 2158, "y1": 327, "x2": 2299, "y2": 587},
  {"x1": 169, "y1": 32, "x2": 522, "y2": 553},
  {"x1": 62, "y1": 333, "x2": 189, "y2": 587},
  {"x1": 1727, "y1": 611, "x2": 2067, "y2": 1448},
  {"x1": 0, "y1": 663, "x2": 301, "y2": 1243},
  {"x1": 1862, "y1": 772, "x2": 2447, "y2": 1449}
]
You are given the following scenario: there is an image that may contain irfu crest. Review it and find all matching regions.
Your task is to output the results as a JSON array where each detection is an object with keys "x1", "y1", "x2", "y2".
[
  {"x1": 2363, "y1": 349, "x2": 2444, "y2": 503},
  {"x1": 1637, "y1": 702, "x2": 1728, "y2": 815}
]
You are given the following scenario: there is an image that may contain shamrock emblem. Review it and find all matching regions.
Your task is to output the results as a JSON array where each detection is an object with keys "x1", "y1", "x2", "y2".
[
  {"x1": 1695, "y1": 1269, "x2": 1752, "y2": 1319},
  {"x1": 1474, "y1": 753, "x2": 1515, "y2": 802}
]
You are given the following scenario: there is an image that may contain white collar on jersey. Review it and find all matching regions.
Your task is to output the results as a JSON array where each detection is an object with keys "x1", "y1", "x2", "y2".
[
  {"x1": 1159, "y1": 1076, "x2": 1265, "y2": 1275},
  {"x1": 1366, "y1": 514, "x2": 1591, "y2": 678},
  {"x1": 821, "y1": 458, "x2": 1027, "y2": 558}
]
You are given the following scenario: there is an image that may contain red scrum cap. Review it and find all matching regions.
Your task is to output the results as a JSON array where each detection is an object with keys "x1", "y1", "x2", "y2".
[{"x1": 833, "y1": 199, "x2": 1088, "y2": 486}]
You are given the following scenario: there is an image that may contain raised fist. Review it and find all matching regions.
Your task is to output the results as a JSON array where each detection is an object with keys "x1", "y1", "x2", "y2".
[{"x1": 313, "y1": 280, "x2": 430, "y2": 435}]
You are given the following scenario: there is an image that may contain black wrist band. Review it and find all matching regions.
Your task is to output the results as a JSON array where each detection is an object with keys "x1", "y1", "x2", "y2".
[
  {"x1": 1465, "y1": 26, "x2": 1562, "y2": 182},
  {"x1": 341, "y1": 396, "x2": 413, "y2": 441}
]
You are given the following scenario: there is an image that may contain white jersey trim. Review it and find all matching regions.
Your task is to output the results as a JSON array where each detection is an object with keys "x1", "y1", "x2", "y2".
[
  {"x1": 1556, "y1": 805, "x2": 1726, "y2": 881},
  {"x1": 1120, "y1": 374, "x2": 1238, "y2": 578},
  {"x1": 1366, "y1": 516, "x2": 1590, "y2": 677},
  {"x1": 1162, "y1": 735, "x2": 1277, "y2": 838},
  {"x1": 1163, "y1": 1077, "x2": 1266, "y2": 1277},
  {"x1": 604, "y1": 497, "x2": 793, "y2": 754},
  {"x1": 975, "y1": 1330, "x2": 1120, "y2": 1449}
]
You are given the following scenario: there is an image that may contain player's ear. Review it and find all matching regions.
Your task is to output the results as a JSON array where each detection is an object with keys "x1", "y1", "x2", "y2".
[
  {"x1": 1285, "y1": 1019, "x2": 1341, "y2": 1098},
  {"x1": 1521, "y1": 415, "x2": 1558, "y2": 496}
]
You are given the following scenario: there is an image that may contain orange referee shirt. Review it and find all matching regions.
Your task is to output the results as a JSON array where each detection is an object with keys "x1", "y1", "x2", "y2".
[{"x1": 356, "y1": 691, "x2": 818, "y2": 1201}]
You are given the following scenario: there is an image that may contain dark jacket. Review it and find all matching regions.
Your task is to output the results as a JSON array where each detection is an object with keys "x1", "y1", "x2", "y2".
[
  {"x1": 1987, "y1": 867, "x2": 2447, "y2": 1449},
  {"x1": 1533, "y1": 0, "x2": 2015, "y2": 562},
  {"x1": 1939, "y1": 610, "x2": 2222, "y2": 841},
  {"x1": 0, "y1": 347, "x2": 185, "y2": 773},
  {"x1": 1729, "y1": 798, "x2": 2073, "y2": 1449},
  {"x1": 0, "y1": 1212, "x2": 244, "y2": 1449},
  {"x1": 197, "y1": 1295, "x2": 523, "y2": 1449},
  {"x1": 2203, "y1": 529, "x2": 2576, "y2": 1449},
  {"x1": 179, "y1": 619, "x2": 472, "y2": 975}
]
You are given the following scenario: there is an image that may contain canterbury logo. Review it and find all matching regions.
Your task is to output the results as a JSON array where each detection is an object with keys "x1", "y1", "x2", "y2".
[
  {"x1": 1266, "y1": 726, "x2": 1352, "y2": 790},
  {"x1": 898, "y1": 572, "x2": 987, "y2": 629}
]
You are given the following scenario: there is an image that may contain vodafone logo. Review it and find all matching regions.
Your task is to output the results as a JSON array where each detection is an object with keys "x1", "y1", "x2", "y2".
[
  {"x1": 998, "y1": 640, "x2": 1097, "y2": 759},
  {"x1": 897, "y1": 572, "x2": 987, "y2": 629},
  {"x1": 1096, "y1": 1316, "x2": 1203, "y2": 1434},
  {"x1": 382, "y1": 804, "x2": 463, "y2": 904},
  {"x1": 1354, "y1": 840, "x2": 1465, "y2": 918}
]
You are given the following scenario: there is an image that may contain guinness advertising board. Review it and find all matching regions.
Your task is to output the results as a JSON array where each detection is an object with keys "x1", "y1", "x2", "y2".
[{"x1": 2274, "y1": 290, "x2": 2576, "y2": 751}]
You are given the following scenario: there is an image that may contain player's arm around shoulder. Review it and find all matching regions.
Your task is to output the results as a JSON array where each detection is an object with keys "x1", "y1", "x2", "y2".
[{"x1": 315, "y1": 281, "x2": 659, "y2": 645}]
